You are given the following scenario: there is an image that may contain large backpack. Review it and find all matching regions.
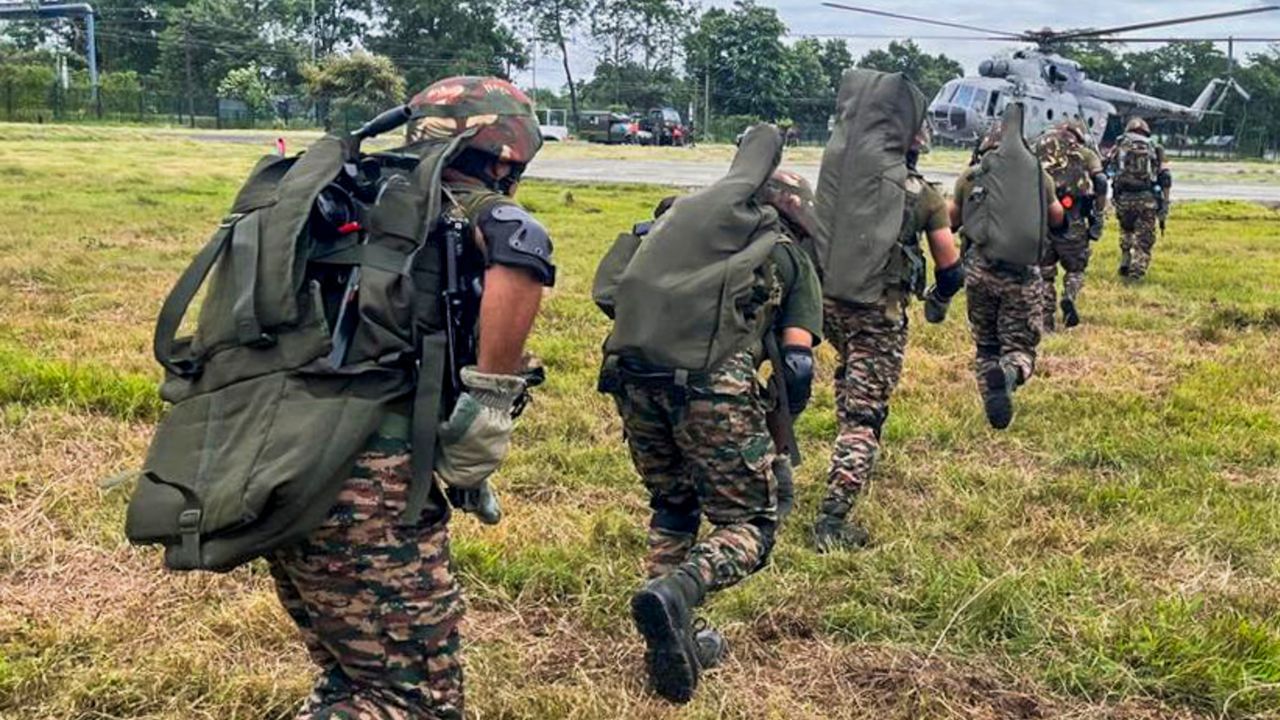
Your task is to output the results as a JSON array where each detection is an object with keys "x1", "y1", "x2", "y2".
[
  {"x1": 1115, "y1": 132, "x2": 1158, "y2": 193},
  {"x1": 126, "y1": 109, "x2": 468, "y2": 572},
  {"x1": 593, "y1": 125, "x2": 785, "y2": 372},
  {"x1": 1034, "y1": 131, "x2": 1092, "y2": 201},
  {"x1": 816, "y1": 69, "x2": 927, "y2": 305},
  {"x1": 962, "y1": 102, "x2": 1048, "y2": 267}
]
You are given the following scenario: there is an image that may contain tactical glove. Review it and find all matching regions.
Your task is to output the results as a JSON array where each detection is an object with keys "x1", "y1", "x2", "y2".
[
  {"x1": 436, "y1": 366, "x2": 527, "y2": 492},
  {"x1": 924, "y1": 262, "x2": 963, "y2": 324},
  {"x1": 781, "y1": 345, "x2": 814, "y2": 417}
]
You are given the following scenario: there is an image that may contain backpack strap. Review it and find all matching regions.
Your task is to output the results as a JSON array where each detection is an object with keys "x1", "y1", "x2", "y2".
[
  {"x1": 153, "y1": 215, "x2": 240, "y2": 377},
  {"x1": 230, "y1": 212, "x2": 271, "y2": 347}
]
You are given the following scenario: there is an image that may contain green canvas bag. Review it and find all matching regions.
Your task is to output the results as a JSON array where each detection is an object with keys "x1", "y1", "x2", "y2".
[
  {"x1": 126, "y1": 114, "x2": 467, "y2": 572},
  {"x1": 962, "y1": 102, "x2": 1048, "y2": 267},
  {"x1": 816, "y1": 69, "x2": 927, "y2": 305},
  {"x1": 595, "y1": 125, "x2": 785, "y2": 372}
]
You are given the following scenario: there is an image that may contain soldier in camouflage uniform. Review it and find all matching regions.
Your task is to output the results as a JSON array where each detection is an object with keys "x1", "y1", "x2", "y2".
[
  {"x1": 269, "y1": 76, "x2": 556, "y2": 720},
  {"x1": 1108, "y1": 117, "x2": 1171, "y2": 281},
  {"x1": 596, "y1": 128, "x2": 823, "y2": 703},
  {"x1": 951, "y1": 124, "x2": 1064, "y2": 430},
  {"x1": 1034, "y1": 119, "x2": 1109, "y2": 330},
  {"x1": 815, "y1": 123, "x2": 963, "y2": 552}
]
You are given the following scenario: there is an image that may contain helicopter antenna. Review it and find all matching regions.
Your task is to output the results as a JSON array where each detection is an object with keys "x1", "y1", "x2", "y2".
[{"x1": 820, "y1": 3, "x2": 1023, "y2": 39}]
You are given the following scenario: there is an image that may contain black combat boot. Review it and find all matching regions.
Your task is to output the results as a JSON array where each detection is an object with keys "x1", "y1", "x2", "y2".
[
  {"x1": 1118, "y1": 251, "x2": 1131, "y2": 278},
  {"x1": 812, "y1": 497, "x2": 870, "y2": 553},
  {"x1": 773, "y1": 455, "x2": 795, "y2": 522},
  {"x1": 693, "y1": 618, "x2": 728, "y2": 670},
  {"x1": 1061, "y1": 298, "x2": 1080, "y2": 328},
  {"x1": 982, "y1": 361, "x2": 1020, "y2": 430},
  {"x1": 631, "y1": 567, "x2": 706, "y2": 703}
]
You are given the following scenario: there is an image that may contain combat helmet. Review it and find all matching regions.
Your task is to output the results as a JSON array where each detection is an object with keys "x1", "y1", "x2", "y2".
[
  {"x1": 759, "y1": 169, "x2": 819, "y2": 240},
  {"x1": 1125, "y1": 116, "x2": 1152, "y2": 136},
  {"x1": 977, "y1": 121, "x2": 1004, "y2": 156},
  {"x1": 1058, "y1": 117, "x2": 1088, "y2": 144},
  {"x1": 407, "y1": 76, "x2": 543, "y2": 166}
]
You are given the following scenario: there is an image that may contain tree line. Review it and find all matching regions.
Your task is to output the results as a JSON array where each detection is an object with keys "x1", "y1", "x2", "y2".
[{"x1": 0, "y1": 0, "x2": 1277, "y2": 152}]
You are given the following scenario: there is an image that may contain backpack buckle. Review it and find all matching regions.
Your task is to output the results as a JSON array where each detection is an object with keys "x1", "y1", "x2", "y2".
[{"x1": 174, "y1": 508, "x2": 203, "y2": 570}]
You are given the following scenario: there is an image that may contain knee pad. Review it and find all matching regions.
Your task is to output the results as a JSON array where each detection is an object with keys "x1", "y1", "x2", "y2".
[
  {"x1": 977, "y1": 343, "x2": 1002, "y2": 361},
  {"x1": 650, "y1": 495, "x2": 700, "y2": 535},
  {"x1": 749, "y1": 516, "x2": 779, "y2": 570}
]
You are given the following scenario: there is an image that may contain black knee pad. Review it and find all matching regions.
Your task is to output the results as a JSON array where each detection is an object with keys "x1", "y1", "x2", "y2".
[
  {"x1": 749, "y1": 516, "x2": 779, "y2": 570},
  {"x1": 977, "y1": 343, "x2": 1002, "y2": 361},
  {"x1": 650, "y1": 494, "x2": 700, "y2": 535}
]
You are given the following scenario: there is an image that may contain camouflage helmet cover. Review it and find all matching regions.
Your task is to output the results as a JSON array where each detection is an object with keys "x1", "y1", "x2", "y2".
[
  {"x1": 978, "y1": 121, "x2": 1004, "y2": 154},
  {"x1": 912, "y1": 120, "x2": 934, "y2": 154},
  {"x1": 759, "y1": 169, "x2": 819, "y2": 240},
  {"x1": 407, "y1": 76, "x2": 543, "y2": 164},
  {"x1": 1125, "y1": 116, "x2": 1151, "y2": 136},
  {"x1": 1058, "y1": 117, "x2": 1088, "y2": 143}
]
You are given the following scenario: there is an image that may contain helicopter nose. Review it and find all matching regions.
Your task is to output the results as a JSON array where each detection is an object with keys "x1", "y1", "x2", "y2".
[{"x1": 929, "y1": 103, "x2": 967, "y2": 132}]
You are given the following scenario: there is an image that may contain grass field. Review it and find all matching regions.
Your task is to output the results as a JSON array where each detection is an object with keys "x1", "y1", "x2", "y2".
[{"x1": 2, "y1": 124, "x2": 1280, "y2": 720}]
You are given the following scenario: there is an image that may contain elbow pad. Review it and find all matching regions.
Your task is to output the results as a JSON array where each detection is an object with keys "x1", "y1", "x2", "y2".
[
  {"x1": 780, "y1": 345, "x2": 815, "y2": 417},
  {"x1": 1092, "y1": 173, "x2": 1109, "y2": 201},
  {"x1": 1157, "y1": 169, "x2": 1172, "y2": 190},
  {"x1": 479, "y1": 204, "x2": 556, "y2": 286}
]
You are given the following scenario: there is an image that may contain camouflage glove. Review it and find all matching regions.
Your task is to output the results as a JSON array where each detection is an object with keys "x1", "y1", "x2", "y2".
[
  {"x1": 446, "y1": 482, "x2": 502, "y2": 525},
  {"x1": 436, "y1": 367, "x2": 527, "y2": 492},
  {"x1": 923, "y1": 288, "x2": 951, "y2": 324}
]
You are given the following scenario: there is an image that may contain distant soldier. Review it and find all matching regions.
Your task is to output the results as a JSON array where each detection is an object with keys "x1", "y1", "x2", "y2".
[
  {"x1": 813, "y1": 70, "x2": 963, "y2": 552},
  {"x1": 593, "y1": 125, "x2": 822, "y2": 703},
  {"x1": 951, "y1": 105, "x2": 1064, "y2": 429},
  {"x1": 1108, "y1": 117, "x2": 1171, "y2": 280},
  {"x1": 1033, "y1": 118, "x2": 1109, "y2": 329}
]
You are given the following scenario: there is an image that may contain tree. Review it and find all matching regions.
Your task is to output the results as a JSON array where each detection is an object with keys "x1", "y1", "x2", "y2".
[
  {"x1": 857, "y1": 40, "x2": 963, "y2": 101},
  {"x1": 302, "y1": 51, "x2": 406, "y2": 107},
  {"x1": 277, "y1": 0, "x2": 373, "y2": 58},
  {"x1": 685, "y1": 1, "x2": 793, "y2": 121},
  {"x1": 369, "y1": 0, "x2": 525, "y2": 92},
  {"x1": 818, "y1": 38, "x2": 853, "y2": 94},
  {"x1": 218, "y1": 64, "x2": 272, "y2": 118},
  {"x1": 508, "y1": 0, "x2": 587, "y2": 128},
  {"x1": 579, "y1": 60, "x2": 690, "y2": 111},
  {"x1": 589, "y1": 0, "x2": 691, "y2": 73},
  {"x1": 786, "y1": 38, "x2": 836, "y2": 128}
]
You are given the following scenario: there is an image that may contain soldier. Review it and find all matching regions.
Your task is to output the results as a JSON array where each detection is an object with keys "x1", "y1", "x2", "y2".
[
  {"x1": 594, "y1": 126, "x2": 822, "y2": 703},
  {"x1": 268, "y1": 77, "x2": 555, "y2": 720},
  {"x1": 1034, "y1": 118, "x2": 1109, "y2": 330},
  {"x1": 813, "y1": 70, "x2": 963, "y2": 552},
  {"x1": 1109, "y1": 117, "x2": 1172, "y2": 281},
  {"x1": 951, "y1": 110, "x2": 1065, "y2": 430}
]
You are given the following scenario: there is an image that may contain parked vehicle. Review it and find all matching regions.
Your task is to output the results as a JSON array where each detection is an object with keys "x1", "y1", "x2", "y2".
[
  {"x1": 537, "y1": 108, "x2": 569, "y2": 142},
  {"x1": 641, "y1": 107, "x2": 690, "y2": 146},
  {"x1": 579, "y1": 110, "x2": 636, "y2": 144}
]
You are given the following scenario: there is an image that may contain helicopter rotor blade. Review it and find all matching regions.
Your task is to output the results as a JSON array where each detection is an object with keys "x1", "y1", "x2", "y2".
[
  {"x1": 1049, "y1": 6, "x2": 1280, "y2": 43},
  {"x1": 820, "y1": 2, "x2": 1024, "y2": 39},
  {"x1": 1069, "y1": 36, "x2": 1280, "y2": 44}
]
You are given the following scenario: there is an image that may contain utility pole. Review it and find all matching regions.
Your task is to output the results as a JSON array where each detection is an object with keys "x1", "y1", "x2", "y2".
[
  {"x1": 703, "y1": 63, "x2": 710, "y2": 142},
  {"x1": 183, "y1": 16, "x2": 195, "y2": 128},
  {"x1": 531, "y1": 40, "x2": 538, "y2": 106},
  {"x1": 310, "y1": 0, "x2": 317, "y2": 62}
]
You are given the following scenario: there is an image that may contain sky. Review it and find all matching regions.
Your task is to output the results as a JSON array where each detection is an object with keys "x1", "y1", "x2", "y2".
[{"x1": 509, "y1": 0, "x2": 1280, "y2": 93}]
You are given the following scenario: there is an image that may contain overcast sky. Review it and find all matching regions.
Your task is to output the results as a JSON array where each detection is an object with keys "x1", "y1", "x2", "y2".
[{"x1": 511, "y1": 0, "x2": 1280, "y2": 93}]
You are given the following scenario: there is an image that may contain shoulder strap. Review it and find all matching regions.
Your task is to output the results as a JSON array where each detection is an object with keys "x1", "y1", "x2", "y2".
[{"x1": 153, "y1": 216, "x2": 240, "y2": 377}]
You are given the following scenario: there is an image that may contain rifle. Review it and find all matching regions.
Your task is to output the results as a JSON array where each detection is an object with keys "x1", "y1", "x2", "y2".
[{"x1": 763, "y1": 333, "x2": 802, "y2": 467}]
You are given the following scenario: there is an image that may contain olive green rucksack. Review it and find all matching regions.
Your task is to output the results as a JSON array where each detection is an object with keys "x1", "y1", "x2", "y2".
[
  {"x1": 816, "y1": 69, "x2": 928, "y2": 305},
  {"x1": 963, "y1": 102, "x2": 1048, "y2": 266},
  {"x1": 593, "y1": 125, "x2": 785, "y2": 372},
  {"x1": 126, "y1": 111, "x2": 467, "y2": 572}
]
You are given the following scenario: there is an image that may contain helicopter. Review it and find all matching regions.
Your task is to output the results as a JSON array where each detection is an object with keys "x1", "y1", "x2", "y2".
[{"x1": 822, "y1": 3, "x2": 1280, "y2": 146}]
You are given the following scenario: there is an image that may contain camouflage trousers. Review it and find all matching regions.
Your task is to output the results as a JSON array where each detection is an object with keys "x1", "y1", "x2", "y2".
[
  {"x1": 965, "y1": 250, "x2": 1041, "y2": 390},
  {"x1": 822, "y1": 298, "x2": 908, "y2": 509},
  {"x1": 269, "y1": 431, "x2": 465, "y2": 720},
  {"x1": 614, "y1": 349, "x2": 778, "y2": 591},
  {"x1": 1038, "y1": 219, "x2": 1092, "y2": 327},
  {"x1": 1114, "y1": 193, "x2": 1161, "y2": 280}
]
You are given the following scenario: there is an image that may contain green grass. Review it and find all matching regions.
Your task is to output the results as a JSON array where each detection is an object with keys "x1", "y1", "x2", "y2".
[{"x1": 2, "y1": 126, "x2": 1280, "y2": 719}]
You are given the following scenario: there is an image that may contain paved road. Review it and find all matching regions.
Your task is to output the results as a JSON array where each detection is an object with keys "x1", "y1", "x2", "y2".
[{"x1": 525, "y1": 157, "x2": 1280, "y2": 204}]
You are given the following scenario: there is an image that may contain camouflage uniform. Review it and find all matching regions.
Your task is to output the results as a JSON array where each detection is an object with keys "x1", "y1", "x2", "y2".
[
  {"x1": 953, "y1": 166, "x2": 1056, "y2": 397},
  {"x1": 1110, "y1": 119, "x2": 1169, "y2": 280},
  {"x1": 823, "y1": 178, "x2": 950, "y2": 509},
  {"x1": 619, "y1": 241, "x2": 823, "y2": 584},
  {"x1": 270, "y1": 77, "x2": 549, "y2": 720},
  {"x1": 1034, "y1": 126, "x2": 1104, "y2": 330},
  {"x1": 269, "y1": 429, "x2": 464, "y2": 720}
]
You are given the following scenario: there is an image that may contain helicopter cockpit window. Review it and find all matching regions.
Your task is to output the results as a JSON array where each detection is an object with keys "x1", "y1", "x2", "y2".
[
  {"x1": 970, "y1": 89, "x2": 989, "y2": 112},
  {"x1": 953, "y1": 85, "x2": 975, "y2": 108},
  {"x1": 986, "y1": 91, "x2": 1001, "y2": 116},
  {"x1": 935, "y1": 82, "x2": 959, "y2": 104}
]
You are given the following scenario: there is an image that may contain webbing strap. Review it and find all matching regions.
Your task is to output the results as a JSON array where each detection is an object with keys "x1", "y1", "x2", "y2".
[
  {"x1": 142, "y1": 471, "x2": 204, "y2": 571},
  {"x1": 404, "y1": 332, "x2": 448, "y2": 525},
  {"x1": 231, "y1": 212, "x2": 267, "y2": 346},
  {"x1": 763, "y1": 332, "x2": 803, "y2": 466},
  {"x1": 152, "y1": 218, "x2": 237, "y2": 377},
  {"x1": 309, "y1": 244, "x2": 411, "y2": 276}
]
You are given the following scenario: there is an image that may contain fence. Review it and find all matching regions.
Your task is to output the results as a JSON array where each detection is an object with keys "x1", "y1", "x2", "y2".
[{"x1": 0, "y1": 81, "x2": 363, "y2": 130}]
